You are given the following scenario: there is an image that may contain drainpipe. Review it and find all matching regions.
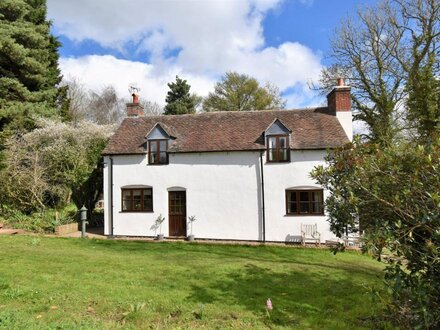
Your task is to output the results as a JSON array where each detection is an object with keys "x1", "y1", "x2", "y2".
[
  {"x1": 259, "y1": 151, "x2": 266, "y2": 242},
  {"x1": 109, "y1": 156, "x2": 114, "y2": 237}
]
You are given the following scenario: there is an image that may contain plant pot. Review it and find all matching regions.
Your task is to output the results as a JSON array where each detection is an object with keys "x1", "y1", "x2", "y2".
[
  {"x1": 187, "y1": 235, "x2": 195, "y2": 242},
  {"x1": 157, "y1": 234, "x2": 164, "y2": 241}
]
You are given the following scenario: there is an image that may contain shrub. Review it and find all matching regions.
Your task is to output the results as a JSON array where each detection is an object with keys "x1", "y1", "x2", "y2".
[
  {"x1": 311, "y1": 137, "x2": 440, "y2": 328},
  {"x1": 0, "y1": 204, "x2": 78, "y2": 233}
]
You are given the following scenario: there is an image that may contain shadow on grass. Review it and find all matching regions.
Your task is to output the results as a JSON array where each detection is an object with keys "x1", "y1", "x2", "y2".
[
  {"x1": 87, "y1": 238, "x2": 381, "y2": 277},
  {"x1": 186, "y1": 263, "x2": 378, "y2": 327}
]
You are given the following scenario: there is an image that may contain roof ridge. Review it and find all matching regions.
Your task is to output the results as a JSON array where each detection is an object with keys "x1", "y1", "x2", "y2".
[{"x1": 137, "y1": 107, "x2": 329, "y2": 121}]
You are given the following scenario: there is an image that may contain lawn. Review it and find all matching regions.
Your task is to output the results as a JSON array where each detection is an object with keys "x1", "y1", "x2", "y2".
[{"x1": 0, "y1": 236, "x2": 388, "y2": 329}]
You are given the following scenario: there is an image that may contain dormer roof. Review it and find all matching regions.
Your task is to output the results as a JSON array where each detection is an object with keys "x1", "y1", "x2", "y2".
[
  {"x1": 145, "y1": 123, "x2": 172, "y2": 140},
  {"x1": 265, "y1": 118, "x2": 291, "y2": 136}
]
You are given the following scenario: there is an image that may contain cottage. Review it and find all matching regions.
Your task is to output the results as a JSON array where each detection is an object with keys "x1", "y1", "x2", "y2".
[{"x1": 102, "y1": 79, "x2": 352, "y2": 243}]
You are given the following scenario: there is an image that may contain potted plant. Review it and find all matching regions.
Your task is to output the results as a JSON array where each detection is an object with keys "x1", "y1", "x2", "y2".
[
  {"x1": 155, "y1": 214, "x2": 165, "y2": 240},
  {"x1": 187, "y1": 215, "x2": 196, "y2": 241}
]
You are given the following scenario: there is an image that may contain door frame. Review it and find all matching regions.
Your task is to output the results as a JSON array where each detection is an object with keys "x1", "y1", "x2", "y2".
[{"x1": 168, "y1": 190, "x2": 187, "y2": 237}]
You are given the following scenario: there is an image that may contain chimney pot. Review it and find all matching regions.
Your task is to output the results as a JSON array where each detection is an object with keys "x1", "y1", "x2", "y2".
[
  {"x1": 132, "y1": 93, "x2": 139, "y2": 104},
  {"x1": 126, "y1": 93, "x2": 144, "y2": 117},
  {"x1": 337, "y1": 78, "x2": 344, "y2": 87}
]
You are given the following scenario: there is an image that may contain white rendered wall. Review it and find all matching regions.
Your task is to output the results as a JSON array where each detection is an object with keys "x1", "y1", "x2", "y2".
[
  {"x1": 336, "y1": 111, "x2": 353, "y2": 141},
  {"x1": 263, "y1": 150, "x2": 333, "y2": 242},
  {"x1": 103, "y1": 150, "x2": 338, "y2": 242}
]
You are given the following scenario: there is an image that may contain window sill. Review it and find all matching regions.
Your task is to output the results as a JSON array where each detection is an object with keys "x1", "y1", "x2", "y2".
[
  {"x1": 120, "y1": 210, "x2": 154, "y2": 213},
  {"x1": 266, "y1": 161, "x2": 290, "y2": 164},
  {"x1": 147, "y1": 163, "x2": 169, "y2": 166},
  {"x1": 284, "y1": 213, "x2": 324, "y2": 217}
]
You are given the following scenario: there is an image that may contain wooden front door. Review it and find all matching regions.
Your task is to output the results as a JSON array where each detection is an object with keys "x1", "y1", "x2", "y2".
[{"x1": 168, "y1": 191, "x2": 186, "y2": 236}]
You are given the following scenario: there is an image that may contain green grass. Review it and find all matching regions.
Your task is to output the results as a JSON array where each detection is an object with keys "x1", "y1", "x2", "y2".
[{"x1": 0, "y1": 236, "x2": 389, "y2": 329}]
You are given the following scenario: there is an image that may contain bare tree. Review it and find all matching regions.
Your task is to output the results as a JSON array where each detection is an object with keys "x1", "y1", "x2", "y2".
[
  {"x1": 316, "y1": 0, "x2": 439, "y2": 144},
  {"x1": 88, "y1": 86, "x2": 126, "y2": 125},
  {"x1": 64, "y1": 77, "x2": 89, "y2": 122},
  {"x1": 139, "y1": 99, "x2": 164, "y2": 116},
  {"x1": 64, "y1": 79, "x2": 166, "y2": 122}
]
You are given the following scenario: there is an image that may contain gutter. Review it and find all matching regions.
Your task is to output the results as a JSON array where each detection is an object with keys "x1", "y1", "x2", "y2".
[
  {"x1": 109, "y1": 156, "x2": 114, "y2": 237},
  {"x1": 259, "y1": 151, "x2": 266, "y2": 243}
]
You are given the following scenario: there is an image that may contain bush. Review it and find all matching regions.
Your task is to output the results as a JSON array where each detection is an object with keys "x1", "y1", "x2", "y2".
[
  {"x1": 311, "y1": 137, "x2": 440, "y2": 328},
  {"x1": 0, "y1": 118, "x2": 114, "y2": 213},
  {"x1": 0, "y1": 204, "x2": 78, "y2": 233}
]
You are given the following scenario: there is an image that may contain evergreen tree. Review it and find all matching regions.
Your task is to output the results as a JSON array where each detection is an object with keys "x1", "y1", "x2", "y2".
[
  {"x1": 164, "y1": 76, "x2": 196, "y2": 115},
  {"x1": 0, "y1": 0, "x2": 65, "y2": 134},
  {"x1": 203, "y1": 71, "x2": 285, "y2": 112}
]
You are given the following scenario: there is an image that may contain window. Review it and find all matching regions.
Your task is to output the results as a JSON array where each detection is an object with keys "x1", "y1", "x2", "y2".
[
  {"x1": 122, "y1": 188, "x2": 153, "y2": 212},
  {"x1": 285, "y1": 189, "x2": 324, "y2": 215},
  {"x1": 148, "y1": 140, "x2": 168, "y2": 164},
  {"x1": 267, "y1": 135, "x2": 289, "y2": 162}
]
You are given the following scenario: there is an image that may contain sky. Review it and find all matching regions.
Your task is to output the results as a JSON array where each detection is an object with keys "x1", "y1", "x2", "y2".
[{"x1": 47, "y1": 0, "x2": 378, "y2": 109}]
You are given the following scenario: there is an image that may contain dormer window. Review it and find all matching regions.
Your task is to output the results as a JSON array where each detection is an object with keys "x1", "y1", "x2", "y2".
[
  {"x1": 149, "y1": 140, "x2": 168, "y2": 164},
  {"x1": 146, "y1": 123, "x2": 172, "y2": 165},
  {"x1": 267, "y1": 135, "x2": 289, "y2": 162},
  {"x1": 265, "y1": 118, "x2": 291, "y2": 163}
]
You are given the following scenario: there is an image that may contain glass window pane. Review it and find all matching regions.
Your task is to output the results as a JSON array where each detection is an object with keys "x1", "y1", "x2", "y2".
[
  {"x1": 300, "y1": 202, "x2": 309, "y2": 213},
  {"x1": 133, "y1": 190, "x2": 142, "y2": 210},
  {"x1": 150, "y1": 141, "x2": 157, "y2": 152},
  {"x1": 150, "y1": 151, "x2": 157, "y2": 164},
  {"x1": 312, "y1": 202, "x2": 322, "y2": 213},
  {"x1": 289, "y1": 202, "x2": 297, "y2": 214},
  {"x1": 122, "y1": 199, "x2": 132, "y2": 211},
  {"x1": 268, "y1": 137, "x2": 276, "y2": 148},
  {"x1": 267, "y1": 149, "x2": 274, "y2": 161},
  {"x1": 287, "y1": 191, "x2": 294, "y2": 203},
  {"x1": 279, "y1": 137, "x2": 287, "y2": 148},
  {"x1": 122, "y1": 190, "x2": 131, "y2": 199},
  {"x1": 279, "y1": 148, "x2": 288, "y2": 161},
  {"x1": 159, "y1": 152, "x2": 167, "y2": 163},
  {"x1": 143, "y1": 197, "x2": 152, "y2": 210},
  {"x1": 312, "y1": 191, "x2": 322, "y2": 203},
  {"x1": 159, "y1": 140, "x2": 167, "y2": 151},
  {"x1": 300, "y1": 192, "x2": 309, "y2": 202}
]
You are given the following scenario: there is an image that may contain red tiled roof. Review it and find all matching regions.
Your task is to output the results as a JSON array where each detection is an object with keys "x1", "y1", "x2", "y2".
[{"x1": 102, "y1": 108, "x2": 350, "y2": 155}]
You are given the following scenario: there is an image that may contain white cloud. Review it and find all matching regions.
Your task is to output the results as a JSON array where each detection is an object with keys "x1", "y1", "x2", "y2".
[
  {"x1": 50, "y1": 0, "x2": 324, "y2": 108},
  {"x1": 60, "y1": 55, "x2": 216, "y2": 105}
]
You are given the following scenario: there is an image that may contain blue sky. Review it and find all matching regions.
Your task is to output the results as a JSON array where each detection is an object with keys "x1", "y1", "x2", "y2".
[{"x1": 48, "y1": 0, "x2": 378, "y2": 108}]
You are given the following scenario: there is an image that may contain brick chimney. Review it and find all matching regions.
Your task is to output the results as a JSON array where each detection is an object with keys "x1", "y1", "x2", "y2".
[
  {"x1": 126, "y1": 93, "x2": 145, "y2": 117},
  {"x1": 327, "y1": 78, "x2": 353, "y2": 141},
  {"x1": 327, "y1": 78, "x2": 351, "y2": 113}
]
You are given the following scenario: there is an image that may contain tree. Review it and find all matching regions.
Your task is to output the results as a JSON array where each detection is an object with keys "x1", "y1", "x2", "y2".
[
  {"x1": 0, "y1": 119, "x2": 114, "y2": 213},
  {"x1": 316, "y1": 0, "x2": 439, "y2": 144},
  {"x1": 164, "y1": 76, "x2": 196, "y2": 115},
  {"x1": 88, "y1": 86, "x2": 126, "y2": 125},
  {"x1": 311, "y1": 1, "x2": 440, "y2": 326},
  {"x1": 63, "y1": 78, "x2": 164, "y2": 121},
  {"x1": 141, "y1": 100, "x2": 164, "y2": 116},
  {"x1": 311, "y1": 138, "x2": 440, "y2": 328},
  {"x1": 0, "y1": 0, "x2": 66, "y2": 131},
  {"x1": 203, "y1": 71, "x2": 286, "y2": 112},
  {"x1": 406, "y1": 53, "x2": 440, "y2": 143}
]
